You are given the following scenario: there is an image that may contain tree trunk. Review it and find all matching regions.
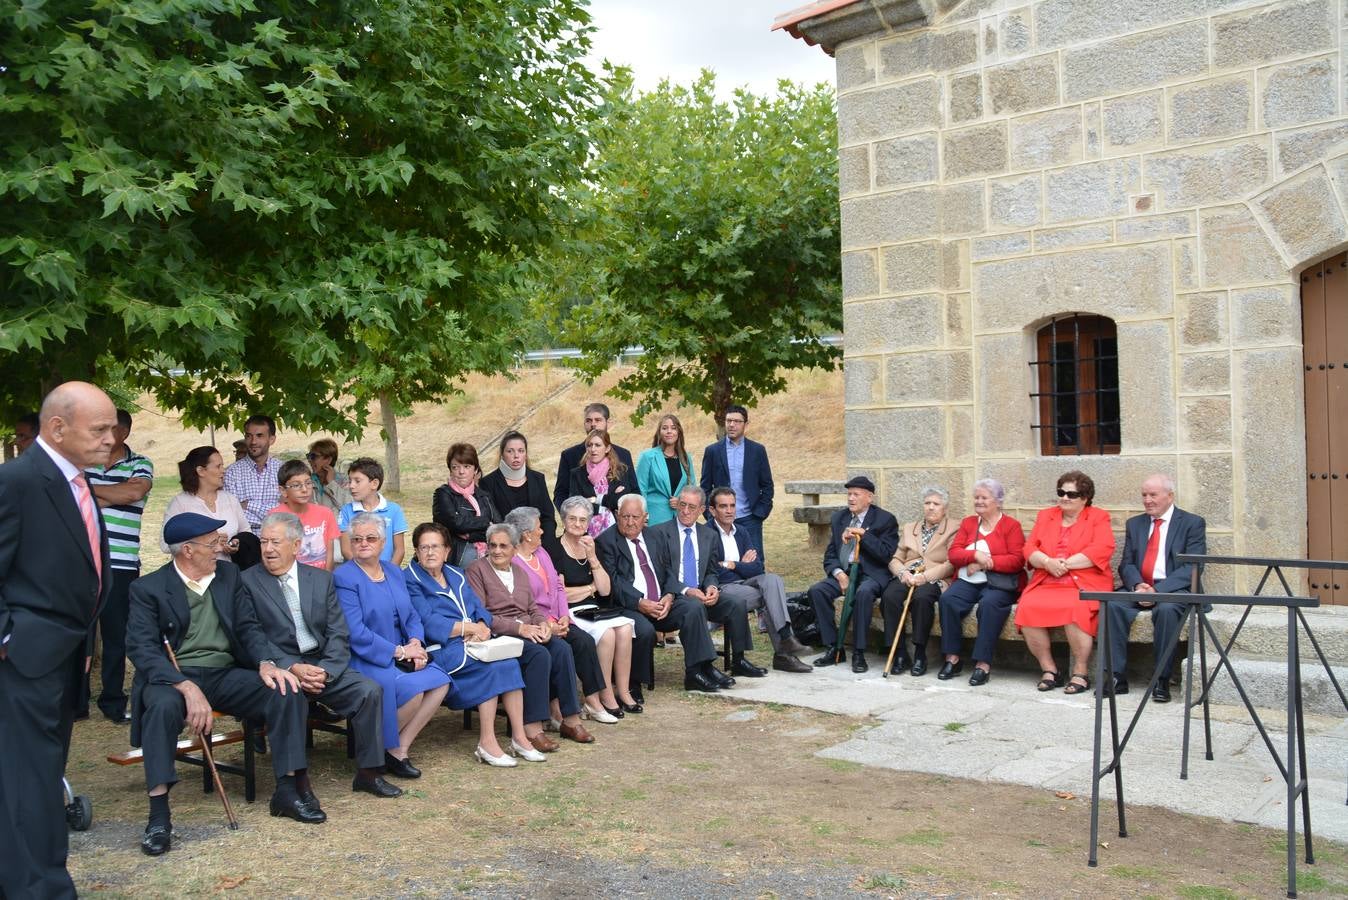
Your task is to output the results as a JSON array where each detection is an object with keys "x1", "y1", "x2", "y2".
[
  {"x1": 378, "y1": 390, "x2": 401, "y2": 494},
  {"x1": 710, "y1": 354, "x2": 732, "y2": 440}
]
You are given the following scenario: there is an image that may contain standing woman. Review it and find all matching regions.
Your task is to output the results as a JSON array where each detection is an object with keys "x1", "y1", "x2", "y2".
[
  {"x1": 161, "y1": 446, "x2": 256, "y2": 565},
  {"x1": 636, "y1": 414, "x2": 696, "y2": 527},
  {"x1": 1015, "y1": 471, "x2": 1116, "y2": 695},
  {"x1": 432, "y1": 443, "x2": 501, "y2": 569},
  {"x1": 334, "y1": 512, "x2": 450, "y2": 779},
  {"x1": 479, "y1": 431, "x2": 555, "y2": 539},
  {"x1": 567, "y1": 429, "x2": 638, "y2": 538}
]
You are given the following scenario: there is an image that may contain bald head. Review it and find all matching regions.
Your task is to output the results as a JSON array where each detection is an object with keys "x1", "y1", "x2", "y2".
[{"x1": 38, "y1": 381, "x2": 117, "y2": 469}]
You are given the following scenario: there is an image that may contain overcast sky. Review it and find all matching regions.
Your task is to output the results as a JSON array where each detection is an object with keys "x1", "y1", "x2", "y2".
[{"x1": 582, "y1": 0, "x2": 837, "y2": 97}]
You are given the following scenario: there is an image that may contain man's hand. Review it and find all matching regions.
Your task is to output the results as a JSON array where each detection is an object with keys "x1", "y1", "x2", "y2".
[
  {"x1": 834, "y1": 570, "x2": 849, "y2": 591},
  {"x1": 1134, "y1": 583, "x2": 1156, "y2": 595},
  {"x1": 289, "y1": 662, "x2": 328, "y2": 694},
  {"x1": 741, "y1": 548, "x2": 758, "y2": 564},
  {"x1": 260, "y1": 661, "x2": 301, "y2": 695},
  {"x1": 175, "y1": 680, "x2": 213, "y2": 735},
  {"x1": 685, "y1": 587, "x2": 708, "y2": 604},
  {"x1": 842, "y1": 526, "x2": 866, "y2": 543},
  {"x1": 703, "y1": 585, "x2": 720, "y2": 606},
  {"x1": 637, "y1": 598, "x2": 661, "y2": 618}
]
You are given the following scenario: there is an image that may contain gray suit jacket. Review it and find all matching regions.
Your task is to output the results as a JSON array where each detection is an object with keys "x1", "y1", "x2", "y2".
[
  {"x1": 647, "y1": 518, "x2": 722, "y2": 597},
  {"x1": 240, "y1": 564, "x2": 352, "y2": 682}
]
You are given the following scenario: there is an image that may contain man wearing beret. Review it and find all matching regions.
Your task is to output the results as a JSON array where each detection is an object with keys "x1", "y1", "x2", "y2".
[
  {"x1": 808, "y1": 476, "x2": 900, "y2": 673},
  {"x1": 127, "y1": 512, "x2": 321, "y2": 857}
]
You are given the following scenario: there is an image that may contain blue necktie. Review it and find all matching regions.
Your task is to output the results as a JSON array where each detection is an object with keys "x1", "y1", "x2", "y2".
[{"x1": 682, "y1": 527, "x2": 698, "y2": 588}]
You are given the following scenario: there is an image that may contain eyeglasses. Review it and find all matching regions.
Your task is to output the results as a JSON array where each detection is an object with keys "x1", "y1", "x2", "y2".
[
  {"x1": 416, "y1": 543, "x2": 446, "y2": 553},
  {"x1": 487, "y1": 542, "x2": 513, "y2": 551},
  {"x1": 1056, "y1": 489, "x2": 1083, "y2": 499},
  {"x1": 305, "y1": 452, "x2": 318, "y2": 460},
  {"x1": 282, "y1": 480, "x2": 311, "y2": 491},
  {"x1": 186, "y1": 539, "x2": 226, "y2": 551},
  {"x1": 349, "y1": 534, "x2": 381, "y2": 545}
]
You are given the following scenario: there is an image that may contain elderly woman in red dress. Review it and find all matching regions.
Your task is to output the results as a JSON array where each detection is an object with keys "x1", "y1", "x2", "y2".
[{"x1": 1014, "y1": 470, "x2": 1115, "y2": 695}]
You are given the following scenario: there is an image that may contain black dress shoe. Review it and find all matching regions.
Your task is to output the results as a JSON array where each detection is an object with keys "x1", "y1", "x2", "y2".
[
  {"x1": 936, "y1": 660, "x2": 964, "y2": 680},
  {"x1": 352, "y1": 774, "x2": 403, "y2": 798},
  {"x1": 706, "y1": 665, "x2": 736, "y2": 687},
  {"x1": 968, "y1": 667, "x2": 990, "y2": 686},
  {"x1": 631, "y1": 688, "x2": 645, "y2": 705},
  {"x1": 619, "y1": 699, "x2": 644, "y2": 714},
  {"x1": 813, "y1": 649, "x2": 843, "y2": 667},
  {"x1": 1151, "y1": 683, "x2": 1172, "y2": 703},
  {"x1": 909, "y1": 657, "x2": 928, "y2": 677},
  {"x1": 384, "y1": 753, "x2": 421, "y2": 779},
  {"x1": 889, "y1": 653, "x2": 910, "y2": 675},
  {"x1": 731, "y1": 657, "x2": 768, "y2": 678},
  {"x1": 773, "y1": 652, "x2": 812, "y2": 673},
  {"x1": 308, "y1": 702, "x2": 343, "y2": 724},
  {"x1": 851, "y1": 651, "x2": 869, "y2": 674},
  {"x1": 1110, "y1": 677, "x2": 1130, "y2": 696},
  {"x1": 603, "y1": 704, "x2": 625, "y2": 719},
  {"x1": 683, "y1": 669, "x2": 720, "y2": 693},
  {"x1": 270, "y1": 790, "x2": 327, "y2": 823},
  {"x1": 140, "y1": 824, "x2": 172, "y2": 856},
  {"x1": 299, "y1": 789, "x2": 323, "y2": 812}
]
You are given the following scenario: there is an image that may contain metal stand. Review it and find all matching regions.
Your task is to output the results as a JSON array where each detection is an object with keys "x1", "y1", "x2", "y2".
[{"x1": 1082, "y1": 590, "x2": 1319, "y2": 899}]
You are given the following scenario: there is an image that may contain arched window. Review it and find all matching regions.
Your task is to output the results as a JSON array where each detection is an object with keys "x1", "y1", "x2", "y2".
[{"x1": 1030, "y1": 314, "x2": 1120, "y2": 455}]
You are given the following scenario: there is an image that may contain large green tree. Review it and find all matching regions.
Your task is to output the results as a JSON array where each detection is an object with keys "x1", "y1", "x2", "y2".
[
  {"x1": 554, "y1": 70, "x2": 841, "y2": 428},
  {"x1": 1, "y1": 0, "x2": 600, "y2": 457}
]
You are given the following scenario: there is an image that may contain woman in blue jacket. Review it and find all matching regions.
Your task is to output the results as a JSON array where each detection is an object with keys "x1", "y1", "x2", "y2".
[{"x1": 636, "y1": 414, "x2": 696, "y2": 526}]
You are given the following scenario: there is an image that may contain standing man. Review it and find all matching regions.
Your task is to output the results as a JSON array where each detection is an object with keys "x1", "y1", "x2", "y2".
[
  {"x1": 13, "y1": 411, "x2": 39, "y2": 454},
  {"x1": 699, "y1": 404, "x2": 773, "y2": 562},
  {"x1": 708, "y1": 487, "x2": 812, "y2": 673},
  {"x1": 807, "y1": 476, "x2": 899, "y2": 673},
  {"x1": 553, "y1": 402, "x2": 635, "y2": 512},
  {"x1": 0, "y1": 382, "x2": 116, "y2": 898},
  {"x1": 84, "y1": 408, "x2": 154, "y2": 723},
  {"x1": 224, "y1": 413, "x2": 282, "y2": 534},
  {"x1": 1107, "y1": 474, "x2": 1207, "y2": 703}
]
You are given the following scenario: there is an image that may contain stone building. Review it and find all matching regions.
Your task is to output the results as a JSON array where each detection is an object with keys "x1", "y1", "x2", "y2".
[{"x1": 778, "y1": 0, "x2": 1348, "y2": 601}]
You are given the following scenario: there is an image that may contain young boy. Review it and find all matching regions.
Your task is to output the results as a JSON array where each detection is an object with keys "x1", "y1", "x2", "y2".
[
  {"x1": 268, "y1": 459, "x2": 340, "y2": 570},
  {"x1": 338, "y1": 458, "x2": 408, "y2": 566}
]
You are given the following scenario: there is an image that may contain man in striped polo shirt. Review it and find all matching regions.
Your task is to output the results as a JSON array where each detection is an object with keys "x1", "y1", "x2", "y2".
[{"x1": 84, "y1": 409, "x2": 154, "y2": 722}]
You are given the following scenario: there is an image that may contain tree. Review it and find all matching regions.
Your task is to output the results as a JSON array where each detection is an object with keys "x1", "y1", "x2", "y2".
[
  {"x1": 553, "y1": 70, "x2": 841, "y2": 429},
  {"x1": 0, "y1": 0, "x2": 601, "y2": 462}
]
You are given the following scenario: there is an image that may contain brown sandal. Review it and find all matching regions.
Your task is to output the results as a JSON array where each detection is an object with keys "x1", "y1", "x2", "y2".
[
  {"x1": 1036, "y1": 670, "x2": 1063, "y2": 691},
  {"x1": 1063, "y1": 673, "x2": 1091, "y2": 695}
]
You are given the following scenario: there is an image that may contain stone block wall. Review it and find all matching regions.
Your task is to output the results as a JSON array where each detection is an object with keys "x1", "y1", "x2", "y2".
[{"x1": 829, "y1": 0, "x2": 1348, "y2": 590}]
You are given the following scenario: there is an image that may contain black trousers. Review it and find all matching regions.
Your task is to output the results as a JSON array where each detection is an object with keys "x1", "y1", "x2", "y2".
[
  {"x1": 706, "y1": 592, "x2": 750, "y2": 653},
  {"x1": 808, "y1": 575, "x2": 884, "y2": 652},
  {"x1": 562, "y1": 627, "x2": 607, "y2": 698},
  {"x1": 637, "y1": 596, "x2": 716, "y2": 670},
  {"x1": 624, "y1": 613, "x2": 656, "y2": 688},
  {"x1": 86, "y1": 567, "x2": 137, "y2": 719},
  {"x1": 139, "y1": 665, "x2": 308, "y2": 791},
  {"x1": 881, "y1": 579, "x2": 940, "y2": 656},
  {"x1": 301, "y1": 662, "x2": 384, "y2": 770},
  {"x1": 0, "y1": 648, "x2": 82, "y2": 900}
]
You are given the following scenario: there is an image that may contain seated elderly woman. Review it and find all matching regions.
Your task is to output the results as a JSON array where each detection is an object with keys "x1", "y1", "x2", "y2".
[
  {"x1": 937, "y1": 478, "x2": 1027, "y2": 686},
  {"x1": 506, "y1": 507, "x2": 622, "y2": 723},
  {"x1": 1014, "y1": 470, "x2": 1116, "y2": 695},
  {"x1": 879, "y1": 486, "x2": 956, "y2": 676},
  {"x1": 466, "y1": 523, "x2": 594, "y2": 747},
  {"x1": 403, "y1": 522, "x2": 541, "y2": 767},
  {"x1": 334, "y1": 512, "x2": 450, "y2": 779}
]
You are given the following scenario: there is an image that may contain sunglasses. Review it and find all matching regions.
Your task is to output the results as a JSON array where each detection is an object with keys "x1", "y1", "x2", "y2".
[{"x1": 1056, "y1": 489, "x2": 1083, "y2": 499}]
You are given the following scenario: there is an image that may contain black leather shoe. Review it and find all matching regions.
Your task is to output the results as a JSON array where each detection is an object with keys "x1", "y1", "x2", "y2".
[
  {"x1": 299, "y1": 789, "x2": 323, "y2": 812},
  {"x1": 706, "y1": 665, "x2": 736, "y2": 687},
  {"x1": 773, "y1": 652, "x2": 812, "y2": 673},
  {"x1": 851, "y1": 651, "x2": 868, "y2": 674},
  {"x1": 968, "y1": 667, "x2": 990, "y2": 687},
  {"x1": 352, "y1": 774, "x2": 403, "y2": 798},
  {"x1": 1151, "y1": 683, "x2": 1172, "y2": 703},
  {"x1": 140, "y1": 824, "x2": 172, "y2": 856},
  {"x1": 683, "y1": 669, "x2": 720, "y2": 692},
  {"x1": 603, "y1": 705, "x2": 625, "y2": 719},
  {"x1": 308, "y1": 702, "x2": 343, "y2": 724},
  {"x1": 889, "y1": 654, "x2": 910, "y2": 676},
  {"x1": 1110, "y1": 677, "x2": 1129, "y2": 696},
  {"x1": 384, "y1": 753, "x2": 421, "y2": 779},
  {"x1": 731, "y1": 657, "x2": 768, "y2": 678},
  {"x1": 631, "y1": 688, "x2": 645, "y2": 705},
  {"x1": 270, "y1": 790, "x2": 327, "y2": 824},
  {"x1": 813, "y1": 649, "x2": 843, "y2": 667},
  {"x1": 936, "y1": 660, "x2": 964, "y2": 680},
  {"x1": 909, "y1": 657, "x2": 928, "y2": 677},
  {"x1": 619, "y1": 699, "x2": 644, "y2": 714}
]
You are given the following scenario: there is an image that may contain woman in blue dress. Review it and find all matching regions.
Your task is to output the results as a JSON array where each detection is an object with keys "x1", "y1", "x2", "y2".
[
  {"x1": 404, "y1": 522, "x2": 542, "y2": 767},
  {"x1": 334, "y1": 512, "x2": 450, "y2": 780}
]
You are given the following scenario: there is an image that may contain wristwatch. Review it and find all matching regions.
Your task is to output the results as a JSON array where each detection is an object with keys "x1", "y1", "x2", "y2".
[{"x1": 259, "y1": 659, "x2": 275, "y2": 670}]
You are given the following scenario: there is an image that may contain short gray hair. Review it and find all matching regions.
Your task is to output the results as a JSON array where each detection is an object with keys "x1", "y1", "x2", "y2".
[
  {"x1": 617, "y1": 492, "x2": 647, "y2": 514},
  {"x1": 677, "y1": 484, "x2": 705, "y2": 504},
  {"x1": 972, "y1": 477, "x2": 1005, "y2": 505},
  {"x1": 504, "y1": 506, "x2": 540, "y2": 535},
  {"x1": 349, "y1": 511, "x2": 386, "y2": 540},
  {"x1": 919, "y1": 485, "x2": 949, "y2": 507},
  {"x1": 559, "y1": 496, "x2": 592, "y2": 520},
  {"x1": 1146, "y1": 473, "x2": 1176, "y2": 493},
  {"x1": 261, "y1": 511, "x2": 303, "y2": 542},
  {"x1": 485, "y1": 521, "x2": 519, "y2": 546}
]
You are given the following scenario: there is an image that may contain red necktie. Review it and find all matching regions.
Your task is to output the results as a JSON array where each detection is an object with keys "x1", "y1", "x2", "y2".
[
  {"x1": 1140, "y1": 517, "x2": 1162, "y2": 586},
  {"x1": 73, "y1": 474, "x2": 103, "y2": 586},
  {"x1": 633, "y1": 539, "x2": 659, "y2": 602}
]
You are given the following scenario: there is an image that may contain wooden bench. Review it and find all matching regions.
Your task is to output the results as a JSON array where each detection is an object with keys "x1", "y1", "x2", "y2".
[{"x1": 786, "y1": 480, "x2": 847, "y2": 549}]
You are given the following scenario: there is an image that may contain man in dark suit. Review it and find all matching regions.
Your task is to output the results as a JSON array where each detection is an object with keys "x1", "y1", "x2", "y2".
[
  {"x1": 553, "y1": 402, "x2": 635, "y2": 511},
  {"x1": 808, "y1": 476, "x2": 900, "y2": 673},
  {"x1": 595, "y1": 493, "x2": 733, "y2": 693},
  {"x1": 649, "y1": 485, "x2": 763, "y2": 680},
  {"x1": 699, "y1": 404, "x2": 773, "y2": 562},
  {"x1": 241, "y1": 512, "x2": 400, "y2": 798},
  {"x1": 127, "y1": 513, "x2": 322, "y2": 857},
  {"x1": 1108, "y1": 474, "x2": 1207, "y2": 703},
  {"x1": 0, "y1": 382, "x2": 115, "y2": 898}
]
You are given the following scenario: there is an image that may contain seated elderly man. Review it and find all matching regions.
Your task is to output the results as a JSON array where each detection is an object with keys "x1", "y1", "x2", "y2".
[
  {"x1": 241, "y1": 512, "x2": 400, "y2": 797},
  {"x1": 1107, "y1": 474, "x2": 1207, "y2": 703},
  {"x1": 127, "y1": 513, "x2": 318, "y2": 858},
  {"x1": 808, "y1": 476, "x2": 899, "y2": 673},
  {"x1": 707, "y1": 487, "x2": 811, "y2": 673}
]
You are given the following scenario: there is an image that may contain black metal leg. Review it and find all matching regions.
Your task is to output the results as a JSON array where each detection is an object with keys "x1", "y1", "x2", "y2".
[
  {"x1": 1286, "y1": 606, "x2": 1298, "y2": 899},
  {"x1": 1089, "y1": 604, "x2": 1106, "y2": 867},
  {"x1": 1102, "y1": 619, "x2": 1126, "y2": 839},
  {"x1": 1199, "y1": 618, "x2": 1213, "y2": 761},
  {"x1": 1181, "y1": 605, "x2": 1197, "y2": 780}
]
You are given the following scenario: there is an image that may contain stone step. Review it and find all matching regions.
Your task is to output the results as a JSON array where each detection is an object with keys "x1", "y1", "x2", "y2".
[{"x1": 1179, "y1": 654, "x2": 1348, "y2": 718}]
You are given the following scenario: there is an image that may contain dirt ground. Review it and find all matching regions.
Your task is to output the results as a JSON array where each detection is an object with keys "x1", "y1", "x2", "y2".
[{"x1": 65, "y1": 650, "x2": 1348, "y2": 898}]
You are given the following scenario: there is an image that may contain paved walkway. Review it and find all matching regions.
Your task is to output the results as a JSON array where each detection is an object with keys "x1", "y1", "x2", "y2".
[{"x1": 725, "y1": 661, "x2": 1348, "y2": 844}]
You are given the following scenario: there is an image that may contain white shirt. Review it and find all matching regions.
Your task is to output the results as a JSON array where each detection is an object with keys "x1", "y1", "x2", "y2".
[
  {"x1": 1144, "y1": 504, "x2": 1175, "y2": 583},
  {"x1": 715, "y1": 522, "x2": 740, "y2": 565},
  {"x1": 173, "y1": 562, "x2": 217, "y2": 596},
  {"x1": 492, "y1": 565, "x2": 515, "y2": 593}
]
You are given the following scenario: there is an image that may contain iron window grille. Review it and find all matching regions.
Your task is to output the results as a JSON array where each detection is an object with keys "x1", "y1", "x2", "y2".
[{"x1": 1029, "y1": 314, "x2": 1121, "y2": 456}]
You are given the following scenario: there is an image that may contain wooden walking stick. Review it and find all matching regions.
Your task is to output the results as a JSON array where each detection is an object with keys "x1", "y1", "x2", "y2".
[
  {"x1": 163, "y1": 636, "x2": 238, "y2": 830},
  {"x1": 883, "y1": 565, "x2": 924, "y2": 678},
  {"x1": 829, "y1": 538, "x2": 864, "y2": 665}
]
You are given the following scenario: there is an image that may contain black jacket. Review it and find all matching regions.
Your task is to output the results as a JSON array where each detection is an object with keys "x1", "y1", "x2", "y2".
[
  {"x1": 479, "y1": 468, "x2": 555, "y2": 538},
  {"x1": 432, "y1": 484, "x2": 501, "y2": 564}
]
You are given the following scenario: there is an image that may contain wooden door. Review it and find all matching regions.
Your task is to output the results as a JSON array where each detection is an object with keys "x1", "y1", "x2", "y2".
[{"x1": 1302, "y1": 254, "x2": 1348, "y2": 605}]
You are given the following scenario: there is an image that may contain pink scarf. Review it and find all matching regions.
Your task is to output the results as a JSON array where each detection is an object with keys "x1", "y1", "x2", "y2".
[
  {"x1": 585, "y1": 458, "x2": 614, "y2": 538},
  {"x1": 447, "y1": 479, "x2": 487, "y2": 558}
]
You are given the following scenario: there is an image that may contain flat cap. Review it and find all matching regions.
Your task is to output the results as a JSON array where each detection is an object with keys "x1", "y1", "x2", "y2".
[{"x1": 163, "y1": 512, "x2": 228, "y2": 546}]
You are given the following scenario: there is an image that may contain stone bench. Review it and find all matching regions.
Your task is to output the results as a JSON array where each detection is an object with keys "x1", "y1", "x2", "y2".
[{"x1": 786, "y1": 480, "x2": 846, "y2": 549}]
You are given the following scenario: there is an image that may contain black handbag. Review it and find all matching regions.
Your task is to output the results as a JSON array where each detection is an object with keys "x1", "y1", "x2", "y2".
[{"x1": 985, "y1": 569, "x2": 1020, "y2": 593}]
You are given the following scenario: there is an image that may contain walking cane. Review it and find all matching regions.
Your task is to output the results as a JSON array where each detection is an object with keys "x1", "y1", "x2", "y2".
[
  {"x1": 829, "y1": 538, "x2": 864, "y2": 665},
  {"x1": 883, "y1": 565, "x2": 924, "y2": 678},
  {"x1": 163, "y1": 636, "x2": 238, "y2": 830}
]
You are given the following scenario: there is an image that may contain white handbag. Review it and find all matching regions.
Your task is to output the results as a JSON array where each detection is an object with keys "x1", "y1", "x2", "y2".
[{"x1": 464, "y1": 636, "x2": 524, "y2": 662}]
